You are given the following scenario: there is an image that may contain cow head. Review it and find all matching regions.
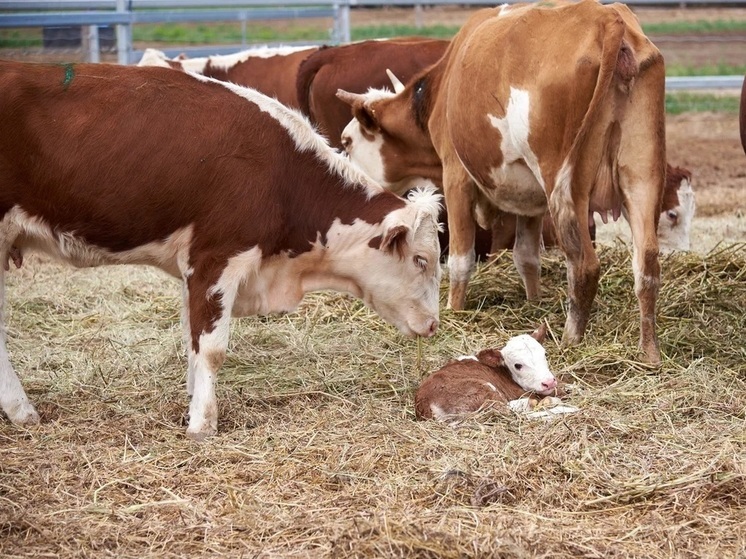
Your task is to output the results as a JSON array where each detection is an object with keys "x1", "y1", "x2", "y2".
[
  {"x1": 346, "y1": 186, "x2": 443, "y2": 338},
  {"x1": 482, "y1": 325, "x2": 558, "y2": 396},
  {"x1": 337, "y1": 75, "x2": 442, "y2": 196},
  {"x1": 658, "y1": 167, "x2": 695, "y2": 252}
]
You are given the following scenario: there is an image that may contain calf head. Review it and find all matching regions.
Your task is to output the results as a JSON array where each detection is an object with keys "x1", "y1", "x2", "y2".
[
  {"x1": 477, "y1": 325, "x2": 557, "y2": 395},
  {"x1": 337, "y1": 78, "x2": 442, "y2": 195}
]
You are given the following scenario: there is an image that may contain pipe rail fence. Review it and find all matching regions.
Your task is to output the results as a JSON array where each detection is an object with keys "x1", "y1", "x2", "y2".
[{"x1": 0, "y1": 0, "x2": 744, "y2": 89}]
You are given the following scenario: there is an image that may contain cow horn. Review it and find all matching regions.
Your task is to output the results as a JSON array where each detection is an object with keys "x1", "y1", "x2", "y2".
[
  {"x1": 386, "y1": 69, "x2": 405, "y2": 94},
  {"x1": 336, "y1": 89, "x2": 367, "y2": 107}
]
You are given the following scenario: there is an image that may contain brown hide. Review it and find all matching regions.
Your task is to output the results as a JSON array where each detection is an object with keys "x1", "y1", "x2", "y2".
[{"x1": 296, "y1": 38, "x2": 449, "y2": 146}]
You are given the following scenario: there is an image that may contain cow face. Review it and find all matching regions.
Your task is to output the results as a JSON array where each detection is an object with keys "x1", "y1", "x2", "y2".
[
  {"x1": 657, "y1": 174, "x2": 695, "y2": 252},
  {"x1": 337, "y1": 87, "x2": 442, "y2": 196},
  {"x1": 499, "y1": 327, "x2": 557, "y2": 395},
  {"x1": 352, "y1": 187, "x2": 443, "y2": 338}
]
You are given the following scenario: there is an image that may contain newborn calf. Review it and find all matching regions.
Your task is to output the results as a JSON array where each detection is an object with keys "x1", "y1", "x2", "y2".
[{"x1": 415, "y1": 325, "x2": 558, "y2": 420}]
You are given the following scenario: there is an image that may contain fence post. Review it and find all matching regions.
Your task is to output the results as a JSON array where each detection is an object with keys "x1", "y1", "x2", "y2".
[
  {"x1": 83, "y1": 25, "x2": 100, "y2": 63},
  {"x1": 116, "y1": 0, "x2": 131, "y2": 64}
]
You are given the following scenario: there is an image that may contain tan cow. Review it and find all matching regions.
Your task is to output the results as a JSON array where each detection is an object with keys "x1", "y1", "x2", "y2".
[
  {"x1": 0, "y1": 60, "x2": 442, "y2": 439},
  {"x1": 138, "y1": 45, "x2": 319, "y2": 108},
  {"x1": 338, "y1": 1, "x2": 666, "y2": 363}
]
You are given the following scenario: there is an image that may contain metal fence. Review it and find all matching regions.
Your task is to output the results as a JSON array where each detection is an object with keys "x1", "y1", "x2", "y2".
[{"x1": 1, "y1": 0, "x2": 745, "y2": 89}]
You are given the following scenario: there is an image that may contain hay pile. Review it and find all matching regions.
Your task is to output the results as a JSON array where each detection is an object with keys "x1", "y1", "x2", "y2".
[{"x1": 1, "y1": 243, "x2": 744, "y2": 558}]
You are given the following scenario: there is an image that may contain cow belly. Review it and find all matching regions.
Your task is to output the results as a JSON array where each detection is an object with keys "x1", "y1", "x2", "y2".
[
  {"x1": 2, "y1": 207, "x2": 190, "y2": 277},
  {"x1": 485, "y1": 162, "x2": 547, "y2": 216}
]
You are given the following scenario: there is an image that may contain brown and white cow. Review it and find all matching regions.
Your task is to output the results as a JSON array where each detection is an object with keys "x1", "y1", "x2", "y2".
[
  {"x1": 138, "y1": 45, "x2": 319, "y2": 108},
  {"x1": 295, "y1": 38, "x2": 449, "y2": 146},
  {"x1": 414, "y1": 325, "x2": 560, "y2": 421},
  {"x1": 0, "y1": 60, "x2": 442, "y2": 440},
  {"x1": 338, "y1": 1, "x2": 667, "y2": 363}
]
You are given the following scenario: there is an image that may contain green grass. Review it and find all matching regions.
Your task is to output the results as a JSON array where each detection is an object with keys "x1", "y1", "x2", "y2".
[{"x1": 665, "y1": 92, "x2": 740, "y2": 114}]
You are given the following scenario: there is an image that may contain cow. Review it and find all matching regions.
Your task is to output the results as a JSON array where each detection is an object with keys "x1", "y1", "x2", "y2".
[
  {"x1": 295, "y1": 38, "x2": 449, "y2": 147},
  {"x1": 414, "y1": 324, "x2": 561, "y2": 421},
  {"x1": 137, "y1": 45, "x2": 319, "y2": 109},
  {"x1": 337, "y1": 0, "x2": 667, "y2": 363},
  {"x1": 0, "y1": 60, "x2": 442, "y2": 440}
]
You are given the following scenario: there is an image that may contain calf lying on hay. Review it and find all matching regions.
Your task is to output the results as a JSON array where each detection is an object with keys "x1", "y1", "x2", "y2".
[{"x1": 415, "y1": 325, "x2": 578, "y2": 422}]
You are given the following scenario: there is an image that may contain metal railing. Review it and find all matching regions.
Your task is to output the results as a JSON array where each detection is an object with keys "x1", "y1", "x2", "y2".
[{"x1": 1, "y1": 0, "x2": 745, "y2": 90}]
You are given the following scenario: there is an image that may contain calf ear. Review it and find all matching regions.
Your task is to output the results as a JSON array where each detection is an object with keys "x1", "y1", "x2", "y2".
[
  {"x1": 531, "y1": 324, "x2": 547, "y2": 343},
  {"x1": 476, "y1": 349, "x2": 504, "y2": 368}
]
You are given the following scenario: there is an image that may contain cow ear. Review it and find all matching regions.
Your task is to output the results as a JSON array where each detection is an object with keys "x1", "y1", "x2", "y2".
[
  {"x1": 476, "y1": 349, "x2": 504, "y2": 368},
  {"x1": 531, "y1": 324, "x2": 547, "y2": 343},
  {"x1": 336, "y1": 89, "x2": 379, "y2": 133},
  {"x1": 374, "y1": 224, "x2": 409, "y2": 258}
]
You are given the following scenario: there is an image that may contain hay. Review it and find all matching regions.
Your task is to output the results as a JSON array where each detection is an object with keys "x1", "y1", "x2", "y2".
[{"x1": 1, "y1": 244, "x2": 745, "y2": 558}]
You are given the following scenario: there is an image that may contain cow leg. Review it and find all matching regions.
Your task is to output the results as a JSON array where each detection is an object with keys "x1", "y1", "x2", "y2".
[
  {"x1": 445, "y1": 164, "x2": 477, "y2": 310},
  {"x1": 513, "y1": 214, "x2": 543, "y2": 301},
  {"x1": 0, "y1": 255, "x2": 39, "y2": 425},
  {"x1": 622, "y1": 183, "x2": 662, "y2": 365},
  {"x1": 550, "y1": 185, "x2": 600, "y2": 347},
  {"x1": 183, "y1": 265, "x2": 236, "y2": 441}
]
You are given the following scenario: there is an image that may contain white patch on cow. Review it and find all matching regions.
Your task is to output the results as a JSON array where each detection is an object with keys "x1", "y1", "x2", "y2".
[
  {"x1": 485, "y1": 88, "x2": 547, "y2": 215},
  {"x1": 206, "y1": 45, "x2": 312, "y2": 70},
  {"x1": 189, "y1": 73, "x2": 385, "y2": 198},
  {"x1": 501, "y1": 334, "x2": 557, "y2": 395},
  {"x1": 447, "y1": 251, "x2": 476, "y2": 283},
  {"x1": 456, "y1": 355, "x2": 479, "y2": 362},
  {"x1": 657, "y1": 177, "x2": 696, "y2": 252},
  {"x1": 137, "y1": 48, "x2": 171, "y2": 68}
]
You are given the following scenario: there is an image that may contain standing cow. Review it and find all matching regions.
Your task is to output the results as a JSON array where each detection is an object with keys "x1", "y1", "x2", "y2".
[
  {"x1": 0, "y1": 61, "x2": 442, "y2": 439},
  {"x1": 338, "y1": 0, "x2": 667, "y2": 363}
]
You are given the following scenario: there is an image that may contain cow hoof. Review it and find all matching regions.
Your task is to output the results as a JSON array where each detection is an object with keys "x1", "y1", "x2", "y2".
[
  {"x1": 11, "y1": 406, "x2": 40, "y2": 426},
  {"x1": 185, "y1": 426, "x2": 217, "y2": 441}
]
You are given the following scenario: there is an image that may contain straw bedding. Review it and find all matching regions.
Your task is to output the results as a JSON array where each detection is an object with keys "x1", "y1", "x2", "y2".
[{"x1": 1, "y1": 242, "x2": 744, "y2": 558}]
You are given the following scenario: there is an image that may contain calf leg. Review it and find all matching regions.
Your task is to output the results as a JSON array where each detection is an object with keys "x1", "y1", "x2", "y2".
[
  {"x1": 0, "y1": 256, "x2": 39, "y2": 425},
  {"x1": 445, "y1": 163, "x2": 477, "y2": 310},
  {"x1": 513, "y1": 214, "x2": 543, "y2": 301},
  {"x1": 183, "y1": 262, "x2": 237, "y2": 440}
]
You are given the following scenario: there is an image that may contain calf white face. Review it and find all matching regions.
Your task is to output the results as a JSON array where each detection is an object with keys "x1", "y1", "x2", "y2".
[
  {"x1": 657, "y1": 177, "x2": 695, "y2": 252},
  {"x1": 501, "y1": 334, "x2": 557, "y2": 395}
]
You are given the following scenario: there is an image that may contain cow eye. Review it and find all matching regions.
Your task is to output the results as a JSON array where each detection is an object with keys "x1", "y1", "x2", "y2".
[
  {"x1": 667, "y1": 210, "x2": 678, "y2": 221},
  {"x1": 514, "y1": 364, "x2": 523, "y2": 371},
  {"x1": 414, "y1": 255, "x2": 428, "y2": 270}
]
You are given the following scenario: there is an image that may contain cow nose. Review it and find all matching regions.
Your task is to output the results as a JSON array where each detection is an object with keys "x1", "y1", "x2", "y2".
[{"x1": 542, "y1": 377, "x2": 558, "y2": 390}]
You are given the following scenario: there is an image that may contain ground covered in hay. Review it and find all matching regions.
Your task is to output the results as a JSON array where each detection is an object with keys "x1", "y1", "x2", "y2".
[{"x1": 1, "y1": 240, "x2": 744, "y2": 558}]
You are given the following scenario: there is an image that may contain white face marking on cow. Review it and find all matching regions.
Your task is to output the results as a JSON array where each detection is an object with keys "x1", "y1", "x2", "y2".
[
  {"x1": 191, "y1": 73, "x2": 385, "y2": 199},
  {"x1": 657, "y1": 177, "x2": 696, "y2": 252},
  {"x1": 501, "y1": 334, "x2": 557, "y2": 395}
]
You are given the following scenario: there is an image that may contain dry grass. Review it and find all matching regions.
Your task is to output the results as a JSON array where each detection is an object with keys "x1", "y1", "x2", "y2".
[{"x1": 1, "y1": 243, "x2": 745, "y2": 558}]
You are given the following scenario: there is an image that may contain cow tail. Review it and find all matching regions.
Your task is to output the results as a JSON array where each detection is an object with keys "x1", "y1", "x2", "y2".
[
  {"x1": 549, "y1": 10, "x2": 628, "y2": 256},
  {"x1": 295, "y1": 46, "x2": 330, "y2": 119}
]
